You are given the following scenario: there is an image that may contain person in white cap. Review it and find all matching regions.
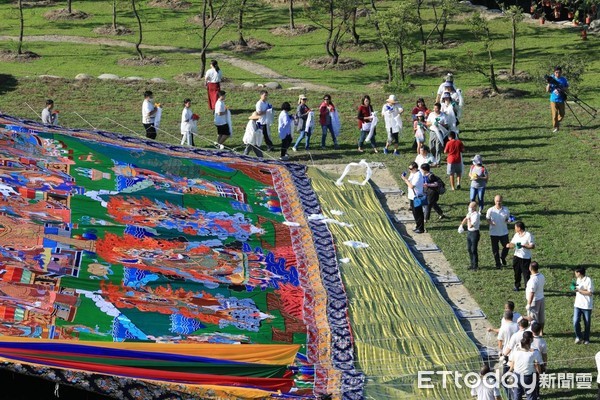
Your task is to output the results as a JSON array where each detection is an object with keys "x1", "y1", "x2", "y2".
[
  {"x1": 436, "y1": 72, "x2": 455, "y2": 103},
  {"x1": 381, "y1": 94, "x2": 403, "y2": 155},
  {"x1": 469, "y1": 154, "x2": 489, "y2": 212}
]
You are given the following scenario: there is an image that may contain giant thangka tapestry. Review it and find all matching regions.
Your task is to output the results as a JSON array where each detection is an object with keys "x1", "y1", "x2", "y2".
[{"x1": 0, "y1": 114, "x2": 364, "y2": 399}]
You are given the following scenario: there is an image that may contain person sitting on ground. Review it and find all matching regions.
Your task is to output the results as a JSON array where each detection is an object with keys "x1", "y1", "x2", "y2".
[{"x1": 41, "y1": 99, "x2": 58, "y2": 125}]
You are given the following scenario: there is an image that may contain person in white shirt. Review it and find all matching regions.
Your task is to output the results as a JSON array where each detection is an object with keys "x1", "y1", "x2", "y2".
[
  {"x1": 508, "y1": 331, "x2": 542, "y2": 400},
  {"x1": 278, "y1": 102, "x2": 293, "y2": 161},
  {"x1": 415, "y1": 146, "x2": 437, "y2": 168},
  {"x1": 506, "y1": 221, "x2": 535, "y2": 292},
  {"x1": 435, "y1": 73, "x2": 455, "y2": 103},
  {"x1": 41, "y1": 99, "x2": 57, "y2": 125},
  {"x1": 243, "y1": 112, "x2": 263, "y2": 158},
  {"x1": 595, "y1": 351, "x2": 600, "y2": 398},
  {"x1": 530, "y1": 321, "x2": 548, "y2": 399},
  {"x1": 573, "y1": 267, "x2": 594, "y2": 344},
  {"x1": 141, "y1": 90, "x2": 157, "y2": 139},
  {"x1": 426, "y1": 103, "x2": 449, "y2": 164},
  {"x1": 381, "y1": 94, "x2": 403, "y2": 155},
  {"x1": 255, "y1": 90, "x2": 275, "y2": 151},
  {"x1": 525, "y1": 262, "x2": 545, "y2": 336},
  {"x1": 497, "y1": 311, "x2": 519, "y2": 355},
  {"x1": 204, "y1": 59, "x2": 222, "y2": 111},
  {"x1": 214, "y1": 90, "x2": 230, "y2": 149},
  {"x1": 460, "y1": 201, "x2": 480, "y2": 270},
  {"x1": 470, "y1": 364, "x2": 501, "y2": 400},
  {"x1": 488, "y1": 301, "x2": 521, "y2": 334},
  {"x1": 180, "y1": 98, "x2": 195, "y2": 146},
  {"x1": 503, "y1": 317, "x2": 530, "y2": 357},
  {"x1": 486, "y1": 195, "x2": 511, "y2": 269},
  {"x1": 400, "y1": 162, "x2": 425, "y2": 234}
]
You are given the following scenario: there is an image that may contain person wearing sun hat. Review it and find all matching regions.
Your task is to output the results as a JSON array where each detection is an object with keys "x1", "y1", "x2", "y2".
[
  {"x1": 242, "y1": 112, "x2": 263, "y2": 158},
  {"x1": 436, "y1": 72, "x2": 455, "y2": 103},
  {"x1": 381, "y1": 94, "x2": 403, "y2": 155},
  {"x1": 469, "y1": 154, "x2": 489, "y2": 212},
  {"x1": 292, "y1": 94, "x2": 312, "y2": 151},
  {"x1": 441, "y1": 92, "x2": 459, "y2": 135}
]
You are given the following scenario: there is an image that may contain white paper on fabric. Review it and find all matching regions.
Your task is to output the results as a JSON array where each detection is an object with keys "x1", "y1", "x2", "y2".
[
  {"x1": 320, "y1": 218, "x2": 353, "y2": 228},
  {"x1": 342, "y1": 240, "x2": 369, "y2": 249},
  {"x1": 339, "y1": 258, "x2": 351, "y2": 264},
  {"x1": 282, "y1": 221, "x2": 301, "y2": 227},
  {"x1": 308, "y1": 213, "x2": 326, "y2": 221},
  {"x1": 330, "y1": 209, "x2": 344, "y2": 216},
  {"x1": 226, "y1": 110, "x2": 233, "y2": 135},
  {"x1": 335, "y1": 159, "x2": 373, "y2": 186},
  {"x1": 365, "y1": 113, "x2": 378, "y2": 142},
  {"x1": 154, "y1": 107, "x2": 162, "y2": 129},
  {"x1": 331, "y1": 110, "x2": 342, "y2": 137}
]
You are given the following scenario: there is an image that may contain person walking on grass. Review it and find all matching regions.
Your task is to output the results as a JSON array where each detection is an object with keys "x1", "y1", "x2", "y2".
[
  {"x1": 470, "y1": 364, "x2": 501, "y2": 400},
  {"x1": 420, "y1": 163, "x2": 445, "y2": 222},
  {"x1": 487, "y1": 301, "x2": 522, "y2": 334},
  {"x1": 525, "y1": 261, "x2": 545, "y2": 336},
  {"x1": 486, "y1": 195, "x2": 511, "y2": 269},
  {"x1": 278, "y1": 102, "x2": 294, "y2": 161},
  {"x1": 141, "y1": 91, "x2": 157, "y2": 139},
  {"x1": 506, "y1": 221, "x2": 535, "y2": 292},
  {"x1": 357, "y1": 95, "x2": 377, "y2": 153},
  {"x1": 573, "y1": 267, "x2": 594, "y2": 345},
  {"x1": 546, "y1": 65, "x2": 568, "y2": 133},
  {"x1": 381, "y1": 94, "x2": 403, "y2": 155},
  {"x1": 459, "y1": 201, "x2": 480, "y2": 270},
  {"x1": 255, "y1": 90, "x2": 275, "y2": 151},
  {"x1": 469, "y1": 154, "x2": 489, "y2": 212},
  {"x1": 427, "y1": 102, "x2": 449, "y2": 164},
  {"x1": 443, "y1": 131, "x2": 464, "y2": 191},
  {"x1": 204, "y1": 60, "x2": 222, "y2": 111},
  {"x1": 292, "y1": 94, "x2": 312, "y2": 151},
  {"x1": 180, "y1": 98, "x2": 198, "y2": 146},
  {"x1": 214, "y1": 90, "x2": 230, "y2": 150},
  {"x1": 319, "y1": 94, "x2": 339, "y2": 150},
  {"x1": 413, "y1": 111, "x2": 427, "y2": 156},
  {"x1": 41, "y1": 99, "x2": 58, "y2": 126},
  {"x1": 415, "y1": 145, "x2": 437, "y2": 169},
  {"x1": 508, "y1": 331, "x2": 543, "y2": 400},
  {"x1": 243, "y1": 112, "x2": 263, "y2": 158},
  {"x1": 401, "y1": 162, "x2": 425, "y2": 234}
]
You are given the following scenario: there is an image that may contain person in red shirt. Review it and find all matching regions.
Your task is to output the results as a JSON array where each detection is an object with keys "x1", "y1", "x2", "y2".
[
  {"x1": 357, "y1": 95, "x2": 377, "y2": 153},
  {"x1": 319, "y1": 94, "x2": 339, "y2": 149},
  {"x1": 443, "y1": 131, "x2": 464, "y2": 190}
]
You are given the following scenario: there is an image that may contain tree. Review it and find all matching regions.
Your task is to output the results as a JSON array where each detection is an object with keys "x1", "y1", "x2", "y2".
[
  {"x1": 432, "y1": 0, "x2": 459, "y2": 44},
  {"x1": 131, "y1": 0, "x2": 144, "y2": 60},
  {"x1": 67, "y1": 0, "x2": 72, "y2": 14},
  {"x1": 289, "y1": 0, "x2": 295, "y2": 31},
  {"x1": 350, "y1": 7, "x2": 359, "y2": 45},
  {"x1": 414, "y1": 0, "x2": 442, "y2": 72},
  {"x1": 468, "y1": 12, "x2": 499, "y2": 93},
  {"x1": 18, "y1": 0, "x2": 24, "y2": 55},
  {"x1": 378, "y1": 2, "x2": 419, "y2": 82},
  {"x1": 367, "y1": 0, "x2": 393, "y2": 82},
  {"x1": 307, "y1": 0, "x2": 359, "y2": 64},
  {"x1": 504, "y1": 5, "x2": 524, "y2": 76},
  {"x1": 112, "y1": 0, "x2": 118, "y2": 30},
  {"x1": 237, "y1": 0, "x2": 249, "y2": 46},
  {"x1": 198, "y1": 0, "x2": 231, "y2": 77}
]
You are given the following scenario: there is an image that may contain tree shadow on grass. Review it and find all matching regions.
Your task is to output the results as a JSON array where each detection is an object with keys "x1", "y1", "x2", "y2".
[
  {"x1": 0, "y1": 74, "x2": 18, "y2": 96},
  {"x1": 518, "y1": 209, "x2": 589, "y2": 216}
]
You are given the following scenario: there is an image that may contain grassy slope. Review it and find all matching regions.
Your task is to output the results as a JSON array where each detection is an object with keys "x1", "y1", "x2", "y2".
[{"x1": 1, "y1": 1, "x2": 600, "y2": 399}]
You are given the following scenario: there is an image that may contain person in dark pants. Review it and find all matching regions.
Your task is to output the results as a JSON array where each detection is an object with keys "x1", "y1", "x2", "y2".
[
  {"x1": 460, "y1": 201, "x2": 480, "y2": 270},
  {"x1": 506, "y1": 221, "x2": 535, "y2": 291},
  {"x1": 255, "y1": 90, "x2": 275, "y2": 151},
  {"x1": 141, "y1": 90, "x2": 157, "y2": 139},
  {"x1": 401, "y1": 162, "x2": 425, "y2": 234},
  {"x1": 278, "y1": 102, "x2": 293, "y2": 161},
  {"x1": 420, "y1": 163, "x2": 445, "y2": 222},
  {"x1": 486, "y1": 194, "x2": 511, "y2": 269}
]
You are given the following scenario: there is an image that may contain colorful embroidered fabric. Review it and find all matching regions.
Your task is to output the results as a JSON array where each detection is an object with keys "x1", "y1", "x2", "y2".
[{"x1": 0, "y1": 114, "x2": 364, "y2": 399}]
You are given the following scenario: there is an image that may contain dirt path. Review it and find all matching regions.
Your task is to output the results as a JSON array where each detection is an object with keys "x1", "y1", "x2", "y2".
[{"x1": 0, "y1": 35, "x2": 335, "y2": 92}]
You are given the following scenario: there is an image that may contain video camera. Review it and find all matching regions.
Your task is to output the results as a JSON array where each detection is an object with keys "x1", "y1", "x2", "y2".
[
  {"x1": 545, "y1": 74, "x2": 567, "y2": 101},
  {"x1": 544, "y1": 74, "x2": 564, "y2": 87}
]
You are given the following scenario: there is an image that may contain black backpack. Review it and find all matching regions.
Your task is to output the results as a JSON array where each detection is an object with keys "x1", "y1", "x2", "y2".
[{"x1": 430, "y1": 173, "x2": 446, "y2": 195}]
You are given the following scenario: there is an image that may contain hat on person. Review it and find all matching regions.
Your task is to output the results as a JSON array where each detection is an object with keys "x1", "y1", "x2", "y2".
[
  {"x1": 442, "y1": 92, "x2": 451, "y2": 99},
  {"x1": 299, "y1": 94, "x2": 307, "y2": 101},
  {"x1": 416, "y1": 111, "x2": 425, "y2": 117},
  {"x1": 444, "y1": 81, "x2": 454, "y2": 88},
  {"x1": 445, "y1": 73, "x2": 454, "y2": 82},
  {"x1": 248, "y1": 112, "x2": 260, "y2": 120},
  {"x1": 472, "y1": 154, "x2": 483, "y2": 165},
  {"x1": 386, "y1": 94, "x2": 398, "y2": 104}
]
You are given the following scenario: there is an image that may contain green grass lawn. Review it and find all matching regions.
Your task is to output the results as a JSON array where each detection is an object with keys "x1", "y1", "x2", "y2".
[{"x1": 1, "y1": 0, "x2": 600, "y2": 398}]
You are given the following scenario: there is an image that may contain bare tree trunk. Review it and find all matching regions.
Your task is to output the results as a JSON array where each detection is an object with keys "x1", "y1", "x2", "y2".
[
  {"x1": 200, "y1": 0, "x2": 208, "y2": 77},
  {"x1": 510, "y1": 22, "x2": 516, "y2": 75},
  {"x1": 208, "y1": 0, "x2": 214, "y2": 19},
  {"x1": 132, "y1": 0, "x2": 144, "y2": 61},
  {"x1": 18, "y1": 0, "x2": 24, "y2": 55},
  {"x1": 351, "y1": 7, "x2": 359, "y2": 45},
  {"x1": 325, "y1": 0, "x2": 335, "y2": 63},
  {"x1": 369, "y1": 0, "x2": 393, "y2": 82},
  {"x1": 67, "y1": 0, "x2": 72, "y2": 13},
  {"x1": 238, "y1": 0, "x2": 248, "y2": 46},
  {"x1": 399, "y1": 47, "x2": 405, "y2": 81},
  {"x1": 488, "y1": 49, "x2": 498, "y2": 93},
  {"x1": 112, "y1": 0, "x2": 117, "y2": 30},
  {"x1": 416, "y1": 0, "x2": 427, "y2": 72},
  {"x1": 289, "y1": 0, "x2": 295, "y2": 30}
]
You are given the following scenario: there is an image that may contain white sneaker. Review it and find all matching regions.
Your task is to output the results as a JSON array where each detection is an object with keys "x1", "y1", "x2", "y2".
[
  {"x1": 575, "y1": 338, "x2": 581, "y2": 344},
  {"x1": 584, "y1": 341, "x2": 590, "y2": 345},
  {"x1": 552, "y1": 128, "x2": 559, "y2": 133},
  {"x1": 219, "y1": 144, "x2": 225, "y2": 150},
  {"x1": 291, "y1": 147, "x2": 297, "y2": 152}
]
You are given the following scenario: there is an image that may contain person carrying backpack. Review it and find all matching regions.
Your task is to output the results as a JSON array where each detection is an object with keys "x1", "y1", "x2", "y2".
[{"x1": 420, "y1": 163, "x2": 446, "y2": 222}]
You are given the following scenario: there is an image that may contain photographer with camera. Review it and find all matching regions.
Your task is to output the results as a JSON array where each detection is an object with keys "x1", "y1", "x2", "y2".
[{"x1": 545, "y1": 66, "x2": 569, "y2": 133}]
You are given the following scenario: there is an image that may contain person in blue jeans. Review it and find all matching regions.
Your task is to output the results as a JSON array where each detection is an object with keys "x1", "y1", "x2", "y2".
[
  {"x1": 469, "y1": 154, "x2": 488, "y2": 212},
  {"x1": 573, "y1": 267, "x2": 594, "y2": 344},
  {"x1": 319, "y1": 94, "x2": 339, "y2": 149},
  {"x1": 292, "y1": 94, "x2": 312, "y2": 151}
]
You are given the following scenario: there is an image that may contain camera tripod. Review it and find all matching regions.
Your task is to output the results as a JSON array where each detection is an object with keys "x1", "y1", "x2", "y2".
[{"x1": 564, "y1": 92, "x2": 597, "y2": 128}]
